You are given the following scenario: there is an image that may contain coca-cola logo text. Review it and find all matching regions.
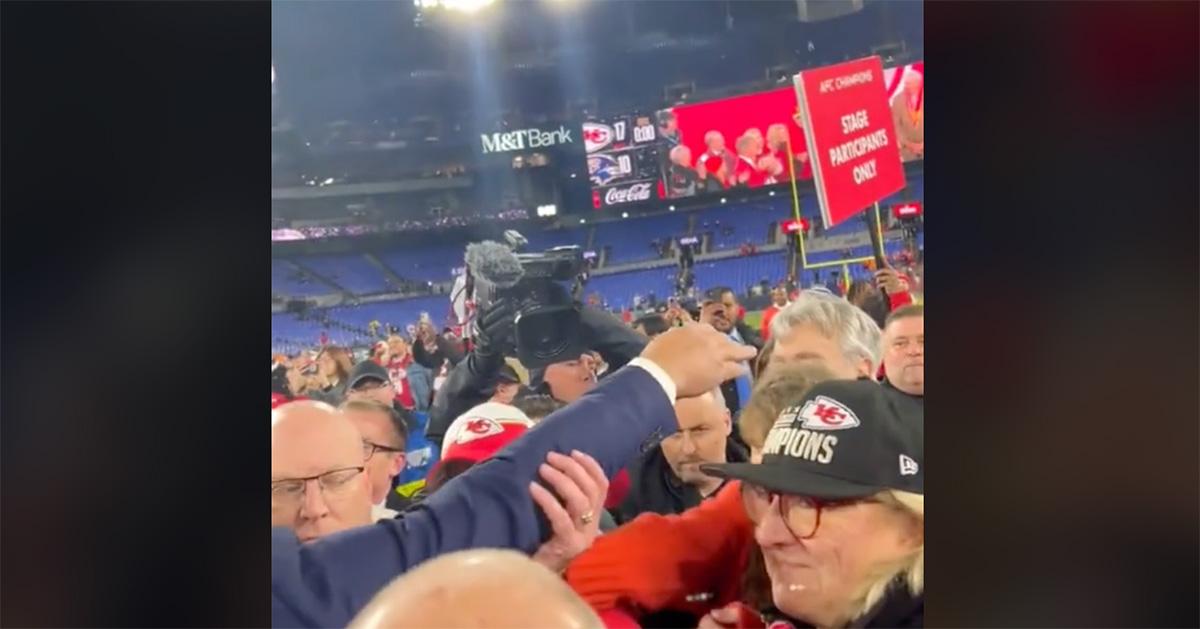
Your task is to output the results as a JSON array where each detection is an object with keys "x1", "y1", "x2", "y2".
[{"x1": 603, "y1": 182, "x2": 654, "y2": 206}]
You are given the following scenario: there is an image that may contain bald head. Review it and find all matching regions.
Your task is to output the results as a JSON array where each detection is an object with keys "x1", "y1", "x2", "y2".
[
  {"x1": 271, "y1": 401, "x2": 374, "y2": 542},
  {"x1": 349, "y1": 549, "x2": 603, "y2": 629},
  {"x1": 661, "y1": 389, "x2": 732, "y2": 493}
]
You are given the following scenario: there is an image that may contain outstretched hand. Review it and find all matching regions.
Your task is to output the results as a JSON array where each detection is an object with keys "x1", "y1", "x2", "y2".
[
  {"x1": 529, "y1": 450, "x2": 608, "y2": 574},
  {"x1": 641, "y1": 323, "x2": 757, "y2": 398}
]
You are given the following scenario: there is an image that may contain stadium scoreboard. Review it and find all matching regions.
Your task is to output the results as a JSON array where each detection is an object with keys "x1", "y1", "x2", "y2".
[{"x1": 583, "y1": 114, "x2": 663, "y2": 209}]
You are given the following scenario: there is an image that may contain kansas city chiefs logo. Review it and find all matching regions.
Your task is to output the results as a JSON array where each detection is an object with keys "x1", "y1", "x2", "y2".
[
  {"x1": 796, "y1": 396, "x2": 861, "y2": 430},
  {"x1": 583, "y1": 122, "x2": 614, "y2": 153},
  {"x1": 453, "y1": 417, "x2": 504, "y2": 444}
]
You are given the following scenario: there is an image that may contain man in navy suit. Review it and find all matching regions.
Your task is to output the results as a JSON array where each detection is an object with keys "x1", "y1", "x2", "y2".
[{"x1": 272, "y1": 324, "x2": 757, "y2": 628}]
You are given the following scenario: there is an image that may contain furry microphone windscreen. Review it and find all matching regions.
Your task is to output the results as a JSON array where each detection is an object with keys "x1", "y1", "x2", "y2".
[{"x1": 465, "y1": 241, "x2": 525, "y2": 289}]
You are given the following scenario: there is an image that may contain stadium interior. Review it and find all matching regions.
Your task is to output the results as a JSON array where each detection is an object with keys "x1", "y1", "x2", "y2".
[{"x1": 272, "y1": 0, "x2": 924, "y2": 355}]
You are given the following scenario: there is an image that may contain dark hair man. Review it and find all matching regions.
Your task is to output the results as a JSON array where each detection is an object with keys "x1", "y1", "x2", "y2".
[
  {"x1": 426, "y1": 301, "x2": 646, "y2": 446},
  {"x1": 759, "y1": 284, "x2": 790, "y2": 341},
  {"x1": 701, "y1": 286, "x2": 763, "y2": 418},
  {"x1": 613, "y1": 388, "x2": 746, "y2": 524},
  {"x1": 881, "y1": 305, "x2": 924, "y2": 398},
  {"x1": 341, "y1": 399, "x2": 409, "y2": 519},
  {"x1": 633, "y1": 313, "x2": 670, "y2": 338}
]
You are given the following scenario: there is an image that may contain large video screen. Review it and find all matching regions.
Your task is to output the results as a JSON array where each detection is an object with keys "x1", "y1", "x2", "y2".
[
  {"x1": 882, "y1": 61, "x2": 924, "y2": 162},
  {"x1": 657, "y1": 86, "x2": 813, "y2": 201},
  {"x1": 582, "y1": 59, "x2": 922, "y2": 208}
]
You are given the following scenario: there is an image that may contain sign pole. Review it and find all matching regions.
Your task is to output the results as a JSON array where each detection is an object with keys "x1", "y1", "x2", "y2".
[
  {"x1": 786, "y1": 134, "x2": 808, "y2": 279},
  {"x1": 866, "y1": 201, "x2": 888, "y2": 271}
]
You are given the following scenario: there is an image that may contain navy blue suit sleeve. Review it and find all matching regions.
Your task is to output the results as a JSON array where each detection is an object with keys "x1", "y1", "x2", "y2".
[{"x1": 271, "y1": 365, "x2": 676, "y2": 628}]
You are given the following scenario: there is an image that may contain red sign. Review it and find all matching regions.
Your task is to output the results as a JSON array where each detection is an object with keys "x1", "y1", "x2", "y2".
[
  {"x1": 780, "y1": 217, "x2": 810, "y2": 234},
  {"x1": 892, "y1": 201, "x2": 923, "y2": 219},
  {"x1": 794, "y1": 56, "x2": 906, "y2": 228}
]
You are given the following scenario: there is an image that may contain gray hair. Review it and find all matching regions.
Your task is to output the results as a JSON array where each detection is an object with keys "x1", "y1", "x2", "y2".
[{"x1": 769, "y1": 292, "x2": 883, "y2": 373}]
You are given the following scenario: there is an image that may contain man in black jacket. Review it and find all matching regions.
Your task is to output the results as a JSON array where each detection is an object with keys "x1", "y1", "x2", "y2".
[
  {"x1": 880, "y1": 304, "x2": 923, "y2": 401},
  {"x1": 425, "y1": 301, "x2": 647, "y2": 446},
  {"x1": 612, "y1": 388, "x2": 747, "y2": 524},
  {"x1": 700, "y1": 287, "x2": 763, "y2": 421}
]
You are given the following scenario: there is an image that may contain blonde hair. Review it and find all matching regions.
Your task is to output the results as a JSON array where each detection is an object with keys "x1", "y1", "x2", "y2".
[
  {"x1": 846, "y1": 490, "x2": 924, "y2": 624},
  {"x1": 737, "y1": 362, "x2": 837, "y2": 450}
]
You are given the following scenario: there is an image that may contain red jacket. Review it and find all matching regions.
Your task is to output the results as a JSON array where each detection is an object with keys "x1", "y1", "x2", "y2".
[
  {"x1": 760, "y1": 303, "x2": 786, "y2": 340},
  {"x1": 567, "y1": 481, "x2": 753, "y2": 618},
  {"x1": 734, "y1": 156, "x2": 766, "y2": 188}
]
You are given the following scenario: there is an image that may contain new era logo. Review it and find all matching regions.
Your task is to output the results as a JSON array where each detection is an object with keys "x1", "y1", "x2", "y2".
[
  {"x1": 796, "y1": 396, "x2": 861, "y2": 430},
  {"x1": 899, "y1": 454, "x2": 919, "y2": 476}
]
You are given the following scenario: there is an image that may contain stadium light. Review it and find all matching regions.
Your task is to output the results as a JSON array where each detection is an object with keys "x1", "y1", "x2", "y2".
[
  {"x1": 768, "y1": 190, "x2": 776, "y2": 196},
  {"x1": 720, "y1": 197, "x2": 727, "y2": 204},
  {"x1": 621, "y1": 212, "x2": 629, "y2": 218},
  {"x1": 414, "y1": 0, "x2": 496, "y2": 12},
  {"x1": 579, "y1": 218, "x2": 586, "y2": 224},
  {"x1": 668, "y1": 205, "x2": 676, "y2": 211}
]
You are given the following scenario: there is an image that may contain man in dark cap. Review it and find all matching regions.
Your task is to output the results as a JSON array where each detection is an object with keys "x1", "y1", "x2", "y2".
[
  {"x1": 701, "y1": 286, "x2": 762, "y2": 420},
  {"x1": 426, "y1": 300, "x2": 646, "y2": 446},
  {"x1": 489, "y1": 361, "x2": 524, "y2": 405}
]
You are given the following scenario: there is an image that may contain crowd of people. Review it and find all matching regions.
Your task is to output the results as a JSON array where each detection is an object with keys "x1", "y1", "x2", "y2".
[
  {"x1": 271, "y1": 260, "x2": 924, "y2": 628},
  {"x1": 663, "y1": 120, "x2": 812, "y2": 199},
  {"x1": 271, "y1": 209, "x2": 531, "y2": 242}
]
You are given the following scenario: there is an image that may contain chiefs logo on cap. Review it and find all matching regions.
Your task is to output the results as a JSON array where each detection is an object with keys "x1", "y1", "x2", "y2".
[
  {"x1": 454, "y1": 418, "x2": 504, "y2": 444},
  {"x1": 796, "y1": 396, "x2": 861, "y2": 430}
]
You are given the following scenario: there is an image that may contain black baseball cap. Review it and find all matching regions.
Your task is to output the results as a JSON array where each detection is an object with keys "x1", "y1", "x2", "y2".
[
  {"x1": 702, "y1": 379, "x2": 923, "y2": 499},
  {"x1": 347, "y1": 360, "x2": 390, "y2": 390},
  {"x1": 702, "y1": 286, "x2": 733, "y2": 303},
  {"x1": 497, "y1": 362, "x2": 522, "y2": 385}
]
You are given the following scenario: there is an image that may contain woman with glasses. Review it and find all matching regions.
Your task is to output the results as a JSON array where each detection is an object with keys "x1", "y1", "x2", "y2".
[
  {"x1": 564, "y1": 364, "x2": 829, "y2": 624},
  {"x1": 564, "y1": 371, "x2": 924, "y2": 629},
  {"x1": 700, "y1": 379, "x2": 924, "y2": 628}
]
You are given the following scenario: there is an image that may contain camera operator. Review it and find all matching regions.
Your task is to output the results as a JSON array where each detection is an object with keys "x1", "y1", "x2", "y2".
[{"x1": 425, "y1": 246, "x2": 648, "y2": 447}]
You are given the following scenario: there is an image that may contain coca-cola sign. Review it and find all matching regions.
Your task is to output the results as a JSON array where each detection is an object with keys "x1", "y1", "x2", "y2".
[{"x1": 602, "y1": 181, "x2": 655, "y2": 207}]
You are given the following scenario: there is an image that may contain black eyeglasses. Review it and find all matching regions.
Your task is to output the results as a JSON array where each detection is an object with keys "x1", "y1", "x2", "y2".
[
  {"x1": 362, "y1": 440, "x2": 405, "y2": 459},
  {"x1": 271, "y1": 466, "x2": 365, "y2": 507},
  {"x1": 352, "y1": 380, "x2": 391, "y2": 393}
]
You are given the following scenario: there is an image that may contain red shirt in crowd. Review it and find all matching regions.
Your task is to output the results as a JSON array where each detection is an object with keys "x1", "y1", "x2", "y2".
[
  {"x1": 760, "y1": 302, "x2": 787, "y2": 340},
  {"x1": 733, "y1": 156, "x2": 766, "y2": 188},
  {"x1": 762, "y1": 148, "x2": 787, "y2": 185},
  {"x1": 699, "y1": 150, "x2": 732, "y2": 187},
  {"x1": 386, "y1": 353, "x2": 416, "y2": 410}
]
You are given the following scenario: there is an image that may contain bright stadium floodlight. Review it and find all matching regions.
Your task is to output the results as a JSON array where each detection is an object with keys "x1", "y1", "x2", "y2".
[{"x1": 415, "y1": 0, "x2": 496, "y2": 13}]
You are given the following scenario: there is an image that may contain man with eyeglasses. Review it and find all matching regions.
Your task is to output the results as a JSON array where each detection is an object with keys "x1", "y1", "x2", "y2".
[
  {"x1": 272, "y1": 401, "x2": 376, "y2": 543},
  {"x1": 341, "y1": 399, "x2": 408, "y2": 520}
]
